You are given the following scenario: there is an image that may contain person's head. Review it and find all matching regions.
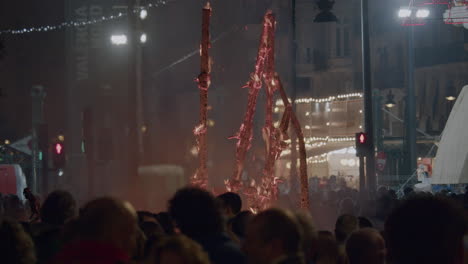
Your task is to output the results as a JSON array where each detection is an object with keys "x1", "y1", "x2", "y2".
[
  {"x1": 140, "y1": 221, "x2": 165, "y2": 239},
  {"x1": 217, "y1": 192, "x2": 242, "y2": 218},
  {"x1": 40, "y1": 190, "x2": 76, "y2": 226},
  {"x1": 403, "y1": 187, "x2": 414, "y2": 196},
  {"x1": 137, "y1": 211, "x2": 158, "y2": 224},
  {"x1": 244, "y1": 208, "x2": 302, "y2": 264},
  {"x1": 294, "y1": 211, "x2": 318, "y2": 262},
  {"x1": 313, "y1": 231, "x2": 343, "y2": 264},
  {"x1": 338, "y1": 198, "x2": 356, "y2": 215},
  {"x1": 168, "y1": 187, "x2": 224, "y2": 239},
  {"x1": 148, "y1": 235, "x2": 211, "y2": 264},
  {"x1": 346, "y1": 228, "x2": 386, "y2": 264},
  {"x1": 156, "y1": 212, "x2": 175, "y2": 235},
  {"x1": 78, "y1": 197, "x2": 138, "y2": 256},
  {"x1": 358, "y1": 216, "x2": 373, "y2": 228},
  {"x1": 385, "y1": 194, "x2": 467, "y2": 264},
  {"x1": 335, "y1": 214, "x2": 358, "y2": 244},
  {"x1": 0, "y1": 217, "x2": 36, "y2": 264},
  {"x1": 231, "y1": 210, "x2": 253, "y2": 241}
]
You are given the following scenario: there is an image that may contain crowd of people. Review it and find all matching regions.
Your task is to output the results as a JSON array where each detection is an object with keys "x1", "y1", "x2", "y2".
[{"x1": 0, "y1": 185, "x2": 467, "y2": 264}]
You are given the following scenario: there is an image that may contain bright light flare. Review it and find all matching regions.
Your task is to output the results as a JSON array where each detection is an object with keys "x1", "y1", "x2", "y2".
[
  {"x1": 139, "y1": 9, "x2": 148, "y2": 20},
  {"x1": 385, "y1": 102, "x2": 396, "y2": 108},
  {"x1": 398, "y1": 8, "x2": 412, "y2": 18},
  {"x1": 446, "y1": 95, "x2": 457, "y2": 101},
  {"x1": 111, "y1": 34, "x2": 128, "y2": 45},
  {"x1": 55, "y1": 143, "x2": 63, "y2": 154},
  {"x1": 140, "y1": 33, "x2": 147, "y2": 43},
  {"x1": 416, "y1": 9, "x2": 430, "y2": 18}
]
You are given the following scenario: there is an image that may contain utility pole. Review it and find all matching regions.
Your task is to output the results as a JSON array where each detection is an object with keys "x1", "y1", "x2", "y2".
[
  {"x1": 127, "y1": 0, "x2": 139, "y2": 186},
  {"x1": 361, "y1": 0, "x2": 376, "y2": 195},
  {"x1": 135, "y1": 0, "x2": 145, "y2": 163},
  {"x1": 31, "y1": 85, "x2": 46, "y2": 194},
  {"x1": 405, "y1": 26, "x2": 417, "y2": 176}
]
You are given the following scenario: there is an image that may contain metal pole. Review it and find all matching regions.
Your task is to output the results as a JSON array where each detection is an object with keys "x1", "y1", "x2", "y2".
[
  {"x1": 135, "y1": 1, "x2": 144, "y2": 163},
  {"x1": 359, "y1": 156, "x2": 365, "y2": 194},
  {"x1": 361, "y1": 0, "x2": 376, "y2": 194},
  {"x1": 127, "y1": 0, "x2": 139, "y2": 184},
  {"x1": 31, "y1": 85, "x2": 46, "y2": 194},
  {"x1": 405, "y1": 26, "x2": 417, "y2": 175}
]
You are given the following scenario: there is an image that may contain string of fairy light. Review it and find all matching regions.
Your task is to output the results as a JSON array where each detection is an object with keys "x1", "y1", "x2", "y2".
[
  {"x1": 275, "y1": 93, "x2": 363, "y2": 106},
  {"x1": 0, "y1": 0, "x2": 173, "y2": 35}
]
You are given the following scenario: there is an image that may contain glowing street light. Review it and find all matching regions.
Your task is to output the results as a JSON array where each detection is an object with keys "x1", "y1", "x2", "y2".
[
  {"x1": 139, "y1": 9, "x2": 148, "y2": 20},
  {"x1": 416, "y1": 9, "x2": 430, "y2": 18},
  {"x1": 446, "y1": 95, "x2": 457, "y2": 101},
  {"x1": 140, "y1": 33, "x2": 147, "y2": 43},
  {"x1": 385, "y1": 90, "x2": 396, "y2": 108},
  {"x1": 111, "y1": 34, "x2": 128, "y2": 45},
  {"x1": 446, "y1": 82, "x2": 457, "y2": 101},
  {"x1": 398, "y1": 7, "x2": 430, "y2": 19},
  {"x1": 398, "y1": 8, "x2": 412, "y2": 18}
]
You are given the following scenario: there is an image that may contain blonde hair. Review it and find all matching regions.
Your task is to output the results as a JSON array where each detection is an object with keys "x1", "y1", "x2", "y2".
[{"x1": 152, "y1": 235, "x2": 211, "y2": 264}]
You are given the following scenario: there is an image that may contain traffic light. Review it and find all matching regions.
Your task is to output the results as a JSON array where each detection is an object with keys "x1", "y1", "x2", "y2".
[
  {"x1": 52, "y1": 142, "x2": 65, "y2": 169},
  {"x1": 355, "y1": 132, "x2": 371, "y2": 157}
]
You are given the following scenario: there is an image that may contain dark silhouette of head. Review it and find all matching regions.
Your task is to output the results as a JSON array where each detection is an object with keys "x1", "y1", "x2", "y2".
[
  {"x1": 156, "y1": 212, "x2": 175, "y2": 235},
  {"x1": 403, "y1": 187, "x2": 414, "y2": 197},
  {"x1": 0, "y1": 217, "x2": 36, "y2": 264},
  {"x1": 231, "y1": 210, "x2": 253, "y2": 240},
  {"x1": 244, "y1": 208, "x2": 302, "y2": 264},
  {"x1": 294, "y1": 211, "x2": 318, "y2": 263},
  {"x1": 137, "y1": 211, "x2": 158, "y2": 225},
  {"x1": 168, "y1": 187, "x2": 224, "y2": 239},
  {"x1": 41, "y1": 190, "x2": 76, "y2": 226},
  {"x1": 217, "y1": 192, "x2": 242, "y2": 218},
  {"x1": 385, "y1": 194, "x2": 467, "y2": 264},
  {"x1": 358, "y1": 216, "x2": 373, "y2": 228},
  {"x1": 335, "y1": 214, "x2": 358, "y2": 244},
  {"x1": 78, "y1": 197, "x2": 138, "y2": 255},
  {"x1": 313, "y1": 231, "x2": 346, "y2": 264},
  {"x1": 346, "y1": 228, "x2": 385, "y2": 264}
]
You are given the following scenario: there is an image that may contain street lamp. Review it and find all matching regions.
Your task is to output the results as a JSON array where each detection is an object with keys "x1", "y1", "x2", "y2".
[
  {"x1": 140, "y1": 33, "x2": 147, "y2": 44},
  {"x1": 415, "y1": 9, "x2": 430, "y2": 18},
  {"x1": 398, "y1": 7, "x2": 430, "y2": 20},
  {"x1": 446, "y1": 82, "x2": 457, "y2": 101},
  {"x1": 385, "y1": 90, "x2": 396, "y2": 108},
  {"x1": 111, "y1": 34, "x2": 128, "y2": 45},
  {"x1": 398, "y1": 8, "x2": 412, "y2": 18},
  {"x1": 139, "y1": 9, "x2": 148, "y2": 20},
  {"x1": 397, "y1": 6, "x2": 430, "y2": 177},
  {"x1": 314, "y1": 0, "x2": 338, "y2": 23}
]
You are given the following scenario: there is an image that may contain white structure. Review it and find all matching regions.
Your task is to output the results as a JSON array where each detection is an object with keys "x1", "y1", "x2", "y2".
[
  {"x1": 432, "y1": 85, "x2": 468, "y2": 184},
  {"x1": 0, "y1": 164, "x2": 28, "y2": 200},
  {"x1": 443, "y1": 1, "x2": 468, "y2": 30}
]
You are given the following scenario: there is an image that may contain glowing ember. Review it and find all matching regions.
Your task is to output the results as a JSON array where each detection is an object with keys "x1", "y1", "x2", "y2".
[
  {"x1": 275, "y1": 75, "x2": 310, "y2": 209},
  {"x1": 228, "y1": 12, "x2": 274, "y2": 194},
  {"x1": 190, "y1": 2, "x2": 212, "y2": 189},
  {"x1": 226, "y1": 11, "x2": 309, "y2": 211}
]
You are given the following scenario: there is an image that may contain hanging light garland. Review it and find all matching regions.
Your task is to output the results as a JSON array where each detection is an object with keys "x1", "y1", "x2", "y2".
[
  {"x1": 0, "y1": 0, "x2": 173, "y2": 35},
  {"x1": 275, "y1": 92, "x2": 363, "y2": 106}
]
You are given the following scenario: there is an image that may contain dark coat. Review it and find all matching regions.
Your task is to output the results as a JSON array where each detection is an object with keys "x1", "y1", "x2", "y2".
[{"x1": 194, "y1": 232, "x2": 247, "y2": 264}]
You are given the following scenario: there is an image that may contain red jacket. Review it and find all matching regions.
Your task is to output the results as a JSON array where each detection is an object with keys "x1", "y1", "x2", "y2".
[{"x1": 50, "y1": 240, "x2": 131, "y2": 264}]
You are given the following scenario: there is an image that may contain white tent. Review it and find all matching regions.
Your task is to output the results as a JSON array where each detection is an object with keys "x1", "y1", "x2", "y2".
[{"x1": 432, "y1": 85, "x2": 468, "y2": 184}]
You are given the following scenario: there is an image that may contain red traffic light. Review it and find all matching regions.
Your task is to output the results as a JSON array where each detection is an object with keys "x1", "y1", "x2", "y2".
[
  {"x1": 359, "y1": 133, "x2": 366, "y2": 144},
  {"x1": 355, "y1": 132, "x2": 370, "y2": 157},
  {"x1": 55, "y1": 143, "x2": 63, "y2": 155}
]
